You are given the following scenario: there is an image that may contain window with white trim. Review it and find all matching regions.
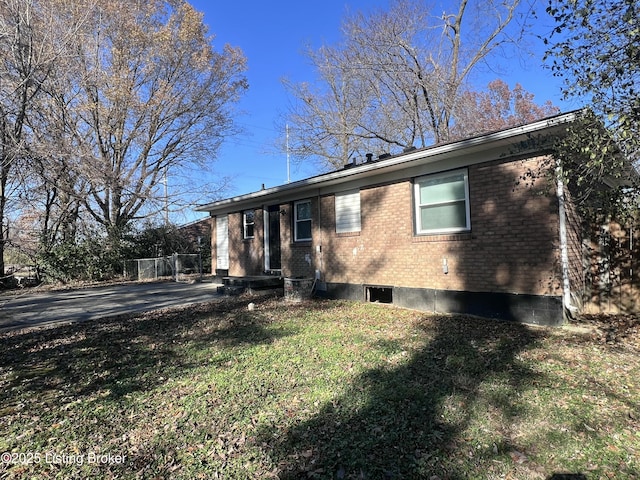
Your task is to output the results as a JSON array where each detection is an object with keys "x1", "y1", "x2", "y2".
[
  {"x1": 243, "y1": 210, "x2": 255, "y2": 239},
  {"x1": 335, "y1": 190, "x2": 361, "y2": 233},
  {"x1": 294, "y1": 200, "x2": 312, "y2": 241},
  {"x1": 414, "y1": 169, "x2": 470, "y2": 234}
]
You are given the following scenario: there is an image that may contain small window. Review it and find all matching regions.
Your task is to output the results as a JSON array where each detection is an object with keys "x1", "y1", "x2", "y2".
[
  {"x1": 243, "y1": 210, "x2": 255, "y2": 239},
  {"x1": 294, "y1": 200, "x2": 312, "y2": 241},
  {"x1": 366, "y1": 286, "x2": 393, "y2": 304},
  {"x1": 414, "y1": 169, "x2": 470, "y2": 234},
  {"x1": 335, "y1": 190, "x2": 361, "y2": 233}
]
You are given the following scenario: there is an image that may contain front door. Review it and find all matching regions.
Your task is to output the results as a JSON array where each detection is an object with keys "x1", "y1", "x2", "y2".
[{"x1": 265, "y1": 205, "x2": 281, "y2": 271}]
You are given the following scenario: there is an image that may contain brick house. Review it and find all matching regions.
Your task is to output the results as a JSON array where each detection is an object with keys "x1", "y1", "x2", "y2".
[
  {"x1": 178, "y1": 217, "x2": 212, "y2": 273},
  {"x1": 197, "y1": 111, "x2": 618, "y2": 325},
  {"x1": 179, "y1": 217, "x2": 211, "y2": 245}
]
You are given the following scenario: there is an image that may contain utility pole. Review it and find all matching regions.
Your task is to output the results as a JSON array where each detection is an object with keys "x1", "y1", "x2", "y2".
[
  {"x1": 163, "y1": 167, "x2": 169, "y2": 225},
  {"x1": 286, "y1": 124, "x2": 291, "y2": 184}
]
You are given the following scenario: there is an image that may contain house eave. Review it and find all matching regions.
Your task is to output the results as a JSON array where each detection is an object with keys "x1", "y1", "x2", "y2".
[{"x1": 196, "y1": 110, "x2": 579, "y2": 215}]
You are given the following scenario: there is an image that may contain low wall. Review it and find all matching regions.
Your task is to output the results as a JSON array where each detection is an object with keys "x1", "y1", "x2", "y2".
[{"x1": 319, "y1": 282, "x2": 564, "y2": 326}]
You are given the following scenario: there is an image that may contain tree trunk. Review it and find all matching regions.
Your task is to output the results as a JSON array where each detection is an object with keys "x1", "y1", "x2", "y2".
[{"x1": 0, "y1": 164, "x2": 7, "y2": 277}]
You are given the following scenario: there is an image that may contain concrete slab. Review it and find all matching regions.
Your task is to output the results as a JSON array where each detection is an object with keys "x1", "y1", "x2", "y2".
[{"x1": 0, "y1": 281, "x2": 223, "y2": 332}]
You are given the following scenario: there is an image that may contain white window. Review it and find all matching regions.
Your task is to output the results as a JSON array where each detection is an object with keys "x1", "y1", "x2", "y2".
[
  {"x1": 294, "y1": 200, "x2": 312, "y2": 241},
  {"x1": 243, "y1": 210, "x2": 255, "y2": 239},
  {"x1": 335, "y1": 190, "x2": 361, "y2": 233},
  {"x1": 414, "y1": 169, "x2": 470, "y2": 234}
]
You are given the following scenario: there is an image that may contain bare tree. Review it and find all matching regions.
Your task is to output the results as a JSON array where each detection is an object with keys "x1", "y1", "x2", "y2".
[
  {"x1": 45, "y1": 0, "x2": 248, "y2": 242},
  {"x1": 1, "y1": 0, "x2": 247, "y2": 280},
  {"x1": 284, "y1": 0, "x2": 531, "y2": 169},
  {"x1": 0, "y1": 0, "x2": 69, "y2": 276},
  {"x1": 283, "y1": 45, "x2": 377, "y2": 168}
]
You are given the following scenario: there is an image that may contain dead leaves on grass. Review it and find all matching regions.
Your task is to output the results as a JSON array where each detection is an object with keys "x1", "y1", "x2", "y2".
[
  {"x1": 1, "y1": 299, "x2": 638, "y2": 479},
  {"x1": 571, "y1": 313, "x2": 640, "y2": 350}
]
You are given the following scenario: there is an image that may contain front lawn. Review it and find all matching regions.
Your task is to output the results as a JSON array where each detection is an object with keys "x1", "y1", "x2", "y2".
[{"x1": 0, "y1": 297, "x2": 638, "y2": 479}]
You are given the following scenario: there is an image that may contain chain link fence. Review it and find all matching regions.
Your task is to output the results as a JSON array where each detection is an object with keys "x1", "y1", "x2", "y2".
[{"x1": 124, "y1": 254, "x2": 202, "y2": 282}]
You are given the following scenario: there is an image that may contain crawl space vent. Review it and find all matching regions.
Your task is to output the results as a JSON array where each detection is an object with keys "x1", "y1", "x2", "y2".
[{"x1": 366, "y1": 286, "x2": 393, "y2": 304}]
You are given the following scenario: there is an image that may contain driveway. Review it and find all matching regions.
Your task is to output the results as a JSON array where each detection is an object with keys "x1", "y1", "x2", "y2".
[{"x1": 0, "y1": 281, "x2": 223, "y2": 332}]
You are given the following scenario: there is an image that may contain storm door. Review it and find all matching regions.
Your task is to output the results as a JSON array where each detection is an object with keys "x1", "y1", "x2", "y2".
[{"x1": 264, "y1": 205, "x2": 281, "y2": 271}]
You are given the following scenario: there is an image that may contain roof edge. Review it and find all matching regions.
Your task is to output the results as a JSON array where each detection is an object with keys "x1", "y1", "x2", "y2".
[{"x1": 196, "y1": 110, "x2": 581, "y2": 213}]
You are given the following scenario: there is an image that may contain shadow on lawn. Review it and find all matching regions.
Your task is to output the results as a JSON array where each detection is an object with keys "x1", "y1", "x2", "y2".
[
  {"x1": 0, "y1": 296, "x2": 289, "y2": 405},
  {"x1": 259, "y1": 314, "x2": 546, "y2": 479}
]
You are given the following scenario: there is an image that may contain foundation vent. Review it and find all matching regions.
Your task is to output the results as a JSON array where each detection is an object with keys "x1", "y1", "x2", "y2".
[{"x1": 366, "y1": 286, "x2": 393, "y2": 304}]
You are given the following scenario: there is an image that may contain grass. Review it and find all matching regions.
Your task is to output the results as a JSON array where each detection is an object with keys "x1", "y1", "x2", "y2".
[{"x1": 0, "y1": 296, "x2": 638, "y2": 479}]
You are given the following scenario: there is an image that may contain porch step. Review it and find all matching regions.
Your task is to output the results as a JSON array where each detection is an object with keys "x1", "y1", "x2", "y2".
[{"x1": 221, "y1": 276, "x2": 284, "y2": 295}]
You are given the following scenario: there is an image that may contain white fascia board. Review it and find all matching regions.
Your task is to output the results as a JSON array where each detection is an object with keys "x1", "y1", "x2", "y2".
[{"x1": 196, "y1": 111, "x2": 578, "y2": 215}]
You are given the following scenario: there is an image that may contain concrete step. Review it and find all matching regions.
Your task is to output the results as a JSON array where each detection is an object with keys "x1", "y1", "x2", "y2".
[{"x1": 222, "y1": 276, "x2": 284, "y2": 290}]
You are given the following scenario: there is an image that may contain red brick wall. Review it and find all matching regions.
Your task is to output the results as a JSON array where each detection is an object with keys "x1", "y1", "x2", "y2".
[
  {"x1": 219, "y1": 201, "x2": 318, "y2": 279},
  {"x1": 218, "y1": 155, "x2": 565, "y2": 296},
  {"x1": 280, "y1": 200, "x2": 318, "y2": 279},
  {"x1": 179, "y1": 218, "x2": 211, "y2": 246},
  {"x1": 319, "y1": 156, "x2": 562, "y2": 296},
  {"x1": 227, "y1": 209, "x2": 264, "y2": 276}
]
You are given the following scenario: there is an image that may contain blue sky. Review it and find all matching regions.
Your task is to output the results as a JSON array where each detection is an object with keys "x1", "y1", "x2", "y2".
[{"x1": 186, "y1": 0, "x2": 577, "y2": 221}]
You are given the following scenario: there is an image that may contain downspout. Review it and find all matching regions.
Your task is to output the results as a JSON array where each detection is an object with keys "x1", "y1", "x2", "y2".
[
  {"x1": 556, "y1": 165, "x2": 579, "y2": 319},
  {"x1": 315, "y1": 190, "x2": 323, "y2": 290}
]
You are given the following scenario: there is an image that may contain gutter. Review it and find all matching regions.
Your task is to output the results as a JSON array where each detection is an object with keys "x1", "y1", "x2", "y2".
[{"x1": 197, "y1": 110, "x2": 580, "y2": 214}]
